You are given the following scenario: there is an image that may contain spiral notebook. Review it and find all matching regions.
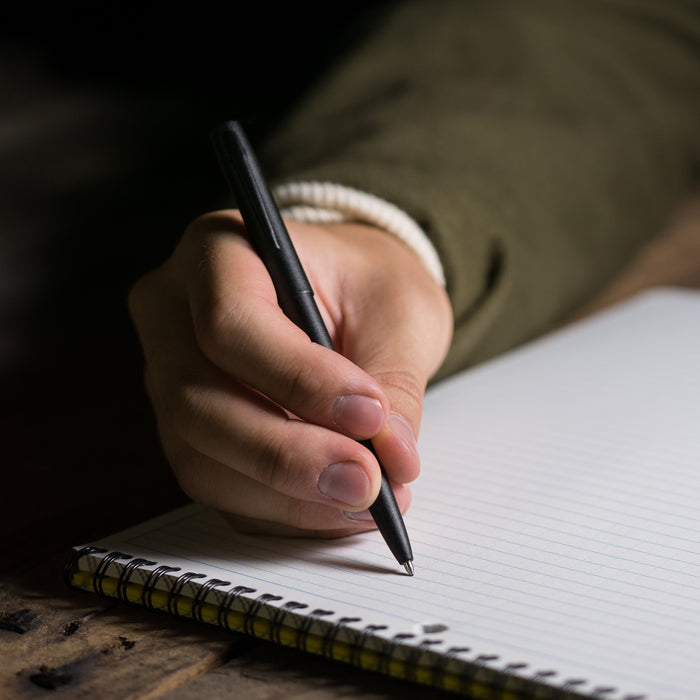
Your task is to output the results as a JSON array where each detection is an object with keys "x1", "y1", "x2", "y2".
[{"x1": 66, "y1": 288, "x2": 700, "y2": 700}]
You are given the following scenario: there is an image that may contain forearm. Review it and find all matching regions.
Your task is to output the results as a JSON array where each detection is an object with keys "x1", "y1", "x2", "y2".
[{"x1": 261, "y1": 0, "x2": 700, "y2": 378}]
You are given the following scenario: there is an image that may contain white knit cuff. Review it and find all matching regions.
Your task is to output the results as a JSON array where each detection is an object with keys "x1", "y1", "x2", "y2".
[{"x1": 272, "y1": 181, "x2": 445, "y2": 286}]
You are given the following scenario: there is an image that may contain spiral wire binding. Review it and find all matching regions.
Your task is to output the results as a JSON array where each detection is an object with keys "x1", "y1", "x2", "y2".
[
  {"x1": 142, "y1": 565, "x2": 181, "y2": 611},
  {"x1": 321, "y1": 616, "x2": 361, "y2": 659},
  {"x1": 218, "y1": 585, "x2": 255, "y2": 632},
  {"x1": 94, "y1": 552, "x2": 131, "y2": 598},
  {"x1": 167, "y1": 572, "x2": 207, "y2": 616},
  {"x1": 192, "y1": 578, "x2": 230, "y2": 624},
  {"x1": 63, "y1": 546, "x2": 105, "y2": 588},
  {"x1": 562, "y1": 679, "x2": 590, "y2": 694},
  {"x1": 350, "y1": 624, "x2": 388, "y2": 669},
  {"x1": 116, "y1": 557, "x2": 156, "y2": 604},
  {"x1": 271, "y1": 601, "x2": 307, "y2": 645},
  {"x1": 296, "y1": 608, "x2": 334, "y2": 652},
  {"x1": 64, "y1": 548, "x2": 630, "y2": 700},
  {"x1": 431, "y1": 646, "x2": 471, "y2": 694},
  {"x1": 491, "y1": 660, "x2": 531, "y2": 699},
  {"x1": 404, "y1": 639, "x2": 442, "y2": 684},
  {"x1": 463, "y1": 654, "x2": 512, "y2": 700},
  {"x1": 378, "y1": 632, "x2": 414, "y2": 677},
  {"x1": 243, "y1": 593, "x2": 282, "y2": 636}
]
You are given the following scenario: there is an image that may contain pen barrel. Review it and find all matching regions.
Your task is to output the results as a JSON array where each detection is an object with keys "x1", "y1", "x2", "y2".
[
  {"x1": 364, "y1": 440, "x2": 413, "y2": 563},
  {"x1": 211, "y1": 121, "x2": 327, "y2": 341},
  {"x1": 280, "y1": 291, "x2": 334, "y2": 350}
]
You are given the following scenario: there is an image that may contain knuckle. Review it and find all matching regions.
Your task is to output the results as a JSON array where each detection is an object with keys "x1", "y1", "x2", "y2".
[
  {"x1": 150, "y1": 371, "x2": 205, "y2": 448},
  {"x1": 284, "y1": 498, "x2": 310, "y2": 531},
  {"x1": 372, "y1": 369, "x2": 425, "y2": 408},
  {"x1": 192, "y1": 297, "x2": 234, "y2": 353},
  {"x1": 249, "y1": 423, "x2": 342, "y2": 515},
  {"x1": 185, "y1": 209, "x2": 245, "y2": 238},
  {"x1": 171, "y1": 382, "x2": 213, "y2": 445},
  {"x1": 278, "y1": 360, "x2": 322, "y2": 410},
  {"x1": 191, "y1": 294, "x2": 257, "y2": 367},
  {"x1": 252, "y1": 427, "x2": 305, "y2": 496}
]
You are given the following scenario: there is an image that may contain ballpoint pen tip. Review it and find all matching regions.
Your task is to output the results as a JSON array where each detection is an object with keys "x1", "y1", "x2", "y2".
[{"x1": 403, "y1": 561, "x2": 415, "y2": 576}]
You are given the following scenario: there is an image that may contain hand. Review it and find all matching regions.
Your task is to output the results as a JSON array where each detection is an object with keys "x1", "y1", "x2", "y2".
[{"x1": 128, "y1": 211, "x2": 453, "y2": 537}]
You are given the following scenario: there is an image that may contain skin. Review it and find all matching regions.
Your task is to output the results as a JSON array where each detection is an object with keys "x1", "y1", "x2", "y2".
[{"x1": 128, "y1": 211, "x2": 453, "y2": 538}]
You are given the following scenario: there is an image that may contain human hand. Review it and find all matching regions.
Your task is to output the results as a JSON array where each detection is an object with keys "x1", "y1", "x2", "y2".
[{"x1": 128, "y1": 211, "x2": 452, "y2": 537}]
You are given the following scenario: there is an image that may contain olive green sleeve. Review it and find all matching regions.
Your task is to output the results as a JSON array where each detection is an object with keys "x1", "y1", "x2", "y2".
[{"x1": 261, "y1": 0, "x2": 700, "y2": 379}]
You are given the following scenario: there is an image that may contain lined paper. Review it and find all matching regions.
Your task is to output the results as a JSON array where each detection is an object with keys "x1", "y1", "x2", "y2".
[{"x1": 90, "y1": 288, "x2": 700, "y2": 700}]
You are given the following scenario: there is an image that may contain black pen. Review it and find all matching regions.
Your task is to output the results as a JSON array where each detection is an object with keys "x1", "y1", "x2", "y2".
[{"x1": 210, "y1": 120, "x2": 414, "y2": 575}]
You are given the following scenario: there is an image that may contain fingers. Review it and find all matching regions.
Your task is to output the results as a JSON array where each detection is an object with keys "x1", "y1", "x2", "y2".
[
  {"x1": 129, "y1": 211, "x2": 452, "y2": 538},
  {"x1": 131, "y1": 268, "x2": 386, "y2": 514},
  {"x1": 331, "y1": 223, "x2": 454, "y2": 484},
  {"x1": 178, "y1": 212, "x2": 391, "y2": 441},
  {"x1": 164, "y1": 433, "x2": 411, "y2": 536},
  {"x1": 173, "y1": 214, "x2": 452, "y2": 495}
]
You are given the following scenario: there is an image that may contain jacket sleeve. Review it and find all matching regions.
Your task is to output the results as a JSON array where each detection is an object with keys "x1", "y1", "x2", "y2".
[{"x1": 260, "y1": 0, "x2": 700, "y2": 379}]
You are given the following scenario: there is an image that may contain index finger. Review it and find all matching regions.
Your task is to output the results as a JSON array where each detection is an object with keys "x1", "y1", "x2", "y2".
[{"x1": 177, "y1": 212, "x2": 391, "y2": 442}]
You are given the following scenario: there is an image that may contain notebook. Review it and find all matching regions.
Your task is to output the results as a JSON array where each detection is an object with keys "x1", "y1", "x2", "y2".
[{"x1": 65, "y1": 287, "x2": 700, "y2": 700}]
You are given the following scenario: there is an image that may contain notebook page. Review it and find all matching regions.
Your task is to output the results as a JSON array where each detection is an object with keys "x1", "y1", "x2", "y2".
[{"x1": 87, "y1": 288, "x2": 700, "y2": 700}]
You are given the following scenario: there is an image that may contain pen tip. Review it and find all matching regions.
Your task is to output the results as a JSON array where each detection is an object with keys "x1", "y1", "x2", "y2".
[{"x1": 403, "y1": 561, "x2": 415, "y2": 576}]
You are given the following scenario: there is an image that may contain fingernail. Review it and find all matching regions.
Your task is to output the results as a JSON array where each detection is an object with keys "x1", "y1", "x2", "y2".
[
  {"x1": 388, "y1": 413, "x2": 418, "y2": 456},
  {"x1": 318, "y1": 462, "x2": 370, "y2": 507},
  {"x1": 332, "y1": 395, "x2": 385, "y2": 436},
  {"x1": 343, "y1": 509, "x2": 375, "y2": 521}
]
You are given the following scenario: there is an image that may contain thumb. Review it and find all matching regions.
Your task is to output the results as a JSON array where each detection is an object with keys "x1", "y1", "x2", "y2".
[
  {"x1": 363, "y1": 363, "x2": 441, "y2": 487},
  {"x1": 303, "y1": 221, "x2": 453, "y2": 495},
  {"x1": 347, "y1": 279, "x2": 453, "y2": 488}
]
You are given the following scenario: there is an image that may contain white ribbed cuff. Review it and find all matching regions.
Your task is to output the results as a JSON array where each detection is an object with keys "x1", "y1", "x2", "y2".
[{"x1": 272, "y1": 181, "x2": 445, "y2": 286}]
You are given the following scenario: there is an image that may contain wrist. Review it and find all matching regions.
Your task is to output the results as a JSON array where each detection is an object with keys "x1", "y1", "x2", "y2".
[{"x1": 272, "y1": 181, "x2": 445, "y2": 287}]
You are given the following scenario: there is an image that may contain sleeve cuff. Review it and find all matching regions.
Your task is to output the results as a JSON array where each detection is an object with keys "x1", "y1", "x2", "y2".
[{"x1": 272, "y1": 181, "x2": 446, "y2": 286}]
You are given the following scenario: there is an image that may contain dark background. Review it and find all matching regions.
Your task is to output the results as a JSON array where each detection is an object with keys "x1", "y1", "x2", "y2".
[{"x1": 0, "y1": 3, "x2": 395, "y2": 571}]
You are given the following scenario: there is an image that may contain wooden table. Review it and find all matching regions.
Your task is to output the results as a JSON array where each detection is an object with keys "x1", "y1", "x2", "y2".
[{"x1": 2, "y1": 194, "x2": 700, "y2": 700}]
